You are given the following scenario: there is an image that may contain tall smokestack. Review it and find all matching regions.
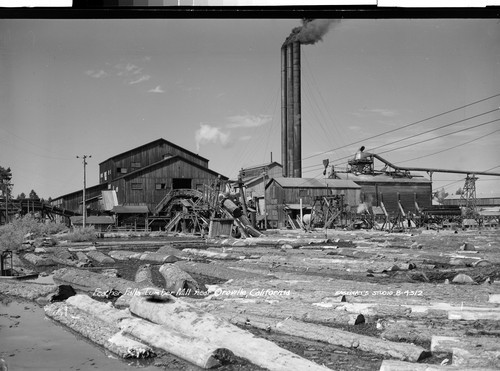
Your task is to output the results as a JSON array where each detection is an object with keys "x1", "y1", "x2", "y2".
[
  {"x1": 292, "y1": 41, "x2": 301, "y2": 178},
  {"x1": 281, "y1": 45, "x2": 288, "y2": 177},
  {"x1": 281, "y1": 19, "x2": 339, "y2": 178},
  {"x1": 286, "y1": 43, "x2": 294, "y2": 177}
]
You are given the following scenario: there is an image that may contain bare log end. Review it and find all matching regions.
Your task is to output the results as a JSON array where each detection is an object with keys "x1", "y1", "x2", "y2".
[
  {"x1": 205, "y1": 348, "x2": 235, "y2": 369},
  {"x1": 352, "y1": 314, "x2": 365, "y2": 325}
]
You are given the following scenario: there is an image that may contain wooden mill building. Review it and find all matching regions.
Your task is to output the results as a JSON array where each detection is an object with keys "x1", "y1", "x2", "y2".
[
  {"x1": 264, "y1": 177, "x2": 361, "y2": 228},
  {"x1": 50, "y1": 138, "x2": 228, "y2": 224},
  {"x1": 334, "y1": 172, "x2": 433, "y2": 215}
]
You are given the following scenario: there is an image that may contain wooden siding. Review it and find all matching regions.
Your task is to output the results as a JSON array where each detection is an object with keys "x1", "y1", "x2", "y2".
[
  {"x1": 100, "y1": 140, "x2": 208, "y2": 183},
  {"x1": 358, "y1": 182, "x2": 432, "y2": 215},
  {"x1": 50, "y1": 184, "x2": 108, "y2": 214},
  {"x1": 116, "y1": 160, "x2": 222, "y2": 212},
  {"x1": 265, "y1": 181, "x2": 361, "y2": 226}
]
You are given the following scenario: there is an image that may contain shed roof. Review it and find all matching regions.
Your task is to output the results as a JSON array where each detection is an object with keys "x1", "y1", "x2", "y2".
[
  {"x1": 268, "y1": 177, "x2": 360, "y2": 189},
  {"x1": 112, "y1": 205, "x2": 150, "y2": 214}
]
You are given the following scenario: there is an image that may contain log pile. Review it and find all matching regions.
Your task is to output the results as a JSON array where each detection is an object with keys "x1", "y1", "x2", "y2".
[{"x1": 3, "y1": 228, "x2": 499, "y2": 370}]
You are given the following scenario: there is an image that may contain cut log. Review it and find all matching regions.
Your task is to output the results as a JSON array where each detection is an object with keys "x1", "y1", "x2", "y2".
[
  {"x1": 489, "y1": 294, "x2": 500, "y2": 303},
  {"x1": 328, "y1": 302, "x2": 412, "y2": 317},
  {"x1": 183, "y1": 248, "x2": 238, "y2": 260},
  {"x1": 257, "y1": 255, "x2": 417, "y2": 273},
  {"x1": 120, "y1": 317, "x2": 234, "y2": 369},
  {"x1": 45, "y1": 301, "x2": 155, "y2": 359},
  {"x1": 174, "y1": 261, "x2": 272, "y2": 281},
  {"x1": 138, "y1": 252, "x2": 181, "y2": 263},
  {"x1": 135, "y1": 264, "x2": 154, "y2": 286},
  {"x1": 431, "y1": 335, "x2": 500, "y2": 353},
  {"x1": 67, "y1": 289, "x2": 233, "y2": 369},
  {"x1": 51, "y1": 248, "x2": 73, "y2": 260},
  {"x1": 275, "y1": 317, "x2": 428, "y2": 362},
  {"x1": 194, "y1": 300, "x2": 364, "y2": 326},
  {"x1": 452, "y1": 347, "x2": 500, "y2": 368},
  {"x1": 87, "y1": 251, "x2": 115, "y2": 264},
  {"x1": 49, "y1": 255, "x2": 81, "y2": 267},
  {"x1": 381, "y1": 317, "x2": 500, "y2": 344},
  {"x1": 75, "y1": 251, "x2": 90, "y2": 262},
  {"x1": 0, "y1": 280, "x2": 57, "y2": 301},
  {"x1": 53, "y1": 267, "x2": 160, "y2": 296},
  {"x1": 208, "y1": 311, "x2": 428, "y2": 362},
  {"x1": 157, "y1": 244, "x2": 188, "y2": 257},
  {"x1": 108, "y1": 250, "x2": 143, "y2": 260},
  {"x1": 129, "y1": 295, "x2": 330, "y2": 371},
  {"x1": 159, "y1": 263, "x2": 199, "y2": 294},
  {"x1": 448, "y1": 310, "x2": 500, "y2": 321},
  {"x1": 23, "y1": 253, "x2": 55, "y2": 266},
  {"x1": 379, "y1": 359, "x2": 497, "y2": 371}
]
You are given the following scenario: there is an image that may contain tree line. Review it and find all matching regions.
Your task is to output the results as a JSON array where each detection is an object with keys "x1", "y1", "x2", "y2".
[{"x1": 1, "y1": 165, "x2": 50, "y2": 202}]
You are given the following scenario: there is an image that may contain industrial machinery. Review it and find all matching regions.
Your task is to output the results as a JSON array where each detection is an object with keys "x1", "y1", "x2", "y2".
[{"x1": 342, "y1": 146, "x2": 500, "y2": 220}]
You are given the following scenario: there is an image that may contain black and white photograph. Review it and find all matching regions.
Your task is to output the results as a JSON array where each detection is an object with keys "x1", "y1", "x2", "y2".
[{"x1": 1, "y1": 4, "x2": 500, "y2": 371}]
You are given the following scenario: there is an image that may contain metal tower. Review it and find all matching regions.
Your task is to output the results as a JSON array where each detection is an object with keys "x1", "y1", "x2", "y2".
[{"x1": 459, "y1": 174, "x2": 478, "y2": 217}]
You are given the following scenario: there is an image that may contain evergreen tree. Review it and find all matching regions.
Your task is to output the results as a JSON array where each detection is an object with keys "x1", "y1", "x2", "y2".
[
  {"x1": 0, "y1": 166, "x2": 12, "y2": 197},
  {"x1": 29, "y1": 189, "x2": 40, "y2": 200}
]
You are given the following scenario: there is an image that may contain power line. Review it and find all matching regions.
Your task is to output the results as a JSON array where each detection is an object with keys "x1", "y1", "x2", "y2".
[
  {"x1": 397, "y1": 128, "x2": 500, "y2": 165},
  {"x1": 325, "y1": 115, "x2": 500, "y2": 168},
  {"x1": 374, "y1": 118, "x2": 500, "y2": 158},
  {"x1": 302, "y1": 93, "x2": 500, "y2": 161},
  {"x1": 301, "y1": 116, "x2": 500, "y2": 175}
]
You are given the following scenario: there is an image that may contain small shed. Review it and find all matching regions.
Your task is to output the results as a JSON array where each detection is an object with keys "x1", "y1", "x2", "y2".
[
  {"x1": 112, "y1": 205, "x2": 150, "y2": 230},
  {"x1": 70, "y1": 215, "x2": 115, "y2": 232},
  {"x1": 265, "y1": 177, "x2": 361, "y2": 228}
]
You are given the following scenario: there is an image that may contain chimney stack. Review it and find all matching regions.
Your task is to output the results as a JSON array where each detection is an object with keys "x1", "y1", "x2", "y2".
[{"x1": 281, "y1": 41, "x2": 301, "y2": 178}]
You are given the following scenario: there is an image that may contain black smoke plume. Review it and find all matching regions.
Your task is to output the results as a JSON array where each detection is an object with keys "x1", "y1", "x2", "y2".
[{"x1": 284, "y1": 19, "x2": 340, "y2": 46}]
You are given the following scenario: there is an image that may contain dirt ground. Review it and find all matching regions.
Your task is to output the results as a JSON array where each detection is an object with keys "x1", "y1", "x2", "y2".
[{"x1": 3, "y1": 227, "x2": 500, "y2": 370}]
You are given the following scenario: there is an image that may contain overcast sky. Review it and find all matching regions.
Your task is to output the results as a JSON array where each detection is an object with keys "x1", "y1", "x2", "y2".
[{"x1": 1, "y1": 17, "x2": 499, "y2": 199}]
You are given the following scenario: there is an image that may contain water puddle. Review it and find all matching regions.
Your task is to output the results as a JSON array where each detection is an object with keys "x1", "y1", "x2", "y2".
[{"x1": 0, "y1": 297, "x2": 162, "y2": 371}]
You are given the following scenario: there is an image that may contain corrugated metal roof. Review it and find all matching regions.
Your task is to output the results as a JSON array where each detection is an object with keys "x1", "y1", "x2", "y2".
[
  {"x1": 271, "y1": 177, "x2": 360, "y2": 189},
  {"x1": 112, "y1": 205, "x2": 150, "y2": 214},
  {"x1": 335, "y1": 173, "x2": 431, "y2": 184}
]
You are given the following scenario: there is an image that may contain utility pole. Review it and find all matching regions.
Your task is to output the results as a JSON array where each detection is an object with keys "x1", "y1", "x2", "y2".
[{"x1": 77, "y1": 155, "x2": 91, "y2": 228}]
